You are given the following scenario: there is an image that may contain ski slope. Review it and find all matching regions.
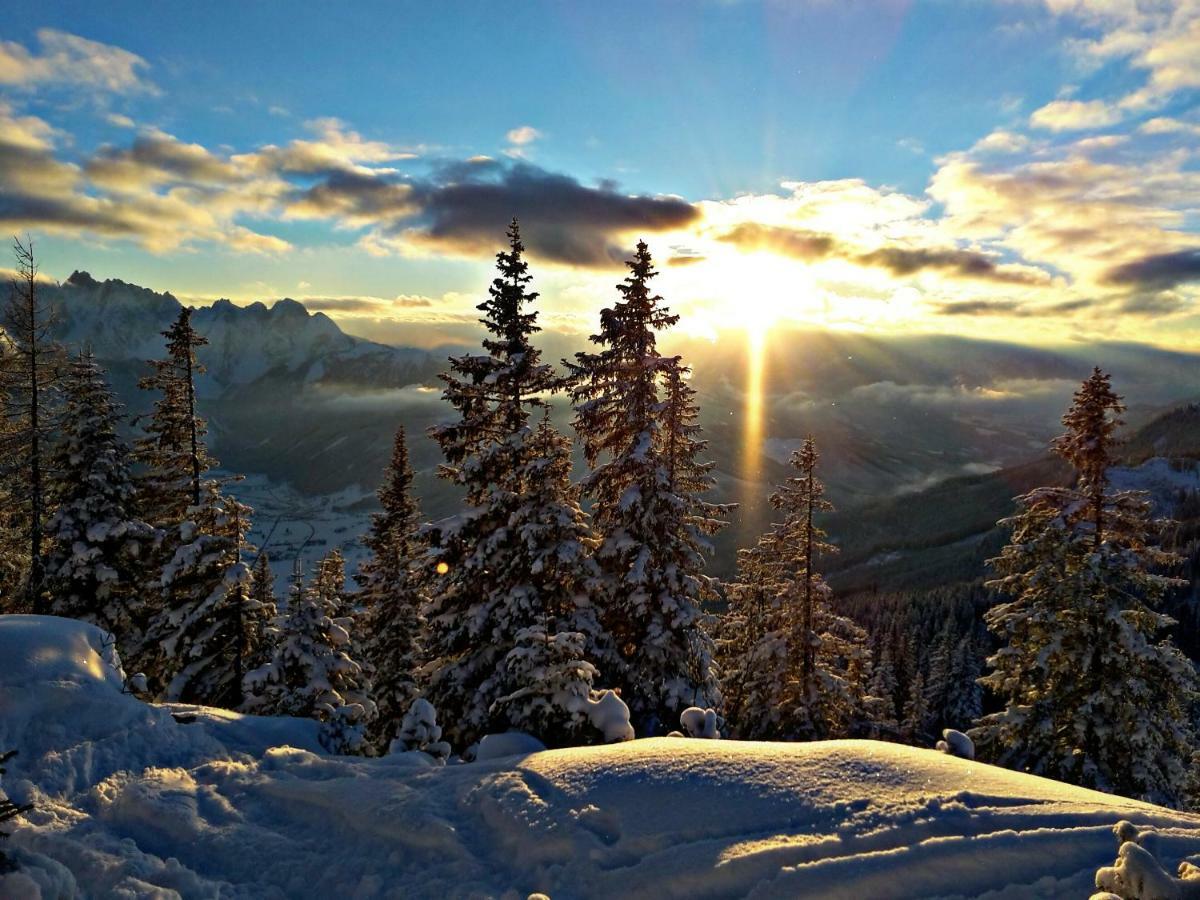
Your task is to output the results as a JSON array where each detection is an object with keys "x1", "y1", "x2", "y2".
[{"x1": 3, "y1": 614, "x2": 1200, "y2": 899}]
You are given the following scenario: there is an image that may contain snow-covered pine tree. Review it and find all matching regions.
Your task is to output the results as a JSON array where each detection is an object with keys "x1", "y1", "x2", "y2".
[
  {"x1": 134, "y1": 307, "x2": 211, "y2": 526},
  {"x1": 153, "y1": 484, "x2": 272, "y2": 707},
  {"x1": 971, "y1": 369, "x2": 1198, "y2": 806},
  {"x1": 566, "y1": 240, "x2": 724, "y2": 733},
  {"x1": 866, "y1": 644, "x2": 900, "y2": 739},
  {"x1": 424, "y1": 220, "x2": 605, "y2": 747},
  {"x1": 719, "y1": 437, "x2": 872, "y2": 740},
  {"x1": 312, "y1": 549, "x2": 351, "y2": 619},
  {"x1": 0, "y1": 238, "x2": 64, "y2": 612},
  {"x1": 902, "y1": 669, "x2": 929, "y2": 743},
  {"x1": 244, "y1": 567, "x2": 374, "y2": 754},
  {"x1": 250, "y1": 551, "x2": 278, "y2": 632},
  {"x1": 487, "y1": 413, "x2": 610, "y2": 747},
  {"x1": 132, "y1": 306, "x2": 216, "y2": 684},
  {"x1": 358, "y1": 425, "x2": 428, "y2": 753},
  {"x1": 44, "y1": 352, "x2": 155, "y2": 655}
]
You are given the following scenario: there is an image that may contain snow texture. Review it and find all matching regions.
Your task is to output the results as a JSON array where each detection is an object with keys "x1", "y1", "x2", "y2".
[{"x1": 8, "y1": 614, "x2": 1200, "y2": 898}]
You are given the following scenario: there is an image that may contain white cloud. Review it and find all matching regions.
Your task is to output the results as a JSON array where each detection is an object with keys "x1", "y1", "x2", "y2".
[
  {"x1": 0, "y1": 28, "x2": 158, "y2": 96},
  {"x1": 1029, "y1": 98, "x2": 1122, "y2": 131},
  {"x1": 505, "y1": 125, "x2": 541, "y2": 146}
]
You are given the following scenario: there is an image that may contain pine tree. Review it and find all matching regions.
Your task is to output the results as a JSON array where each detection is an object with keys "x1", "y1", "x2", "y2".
[
  {"x1": 0, "y1": 238, "x2": 64, "y2": 612},
  {"x1": 132, "y1": 306, "x2": 265, "y2": 705},
  {"x1": 902, "y1": 669, "x2": 929, "y2": 743},
  {"x1": 971, "y1": 369, "x2": 1198, "y2": 806},
  {"x1": 245, "y1": 569, "x2": 374, "y2": 753},
  {"x1": 43, "y1": 352, "x2": 155, "y2": 654},
  {"x1": 134, "y1": 307, "x2": 210, "y2": 526},
  {"x1": 486, "y1": 413, "x2": 609, "y2": 747},
  {"x1": 566, "y1": 240, "x2": 725, "y2": 733},
  {"x1": 152, "y1": 484, "x2": 270, "y2": 707},
  {"x1": 719, "y1": 437, "x2": 871, "y2": 740},
  {"x1": 866, "y1": 645, "x2": 900, "y2": 739},
  {"x1": 425, "y1": 221, "x2": 605, "y2": 747},
  {"x1": 358, "y1": 426, "x2": 427, "y2": 753}
]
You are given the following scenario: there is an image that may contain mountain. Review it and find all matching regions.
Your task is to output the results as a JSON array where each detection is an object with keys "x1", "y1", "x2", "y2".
[
  {"x1": 42, "y1": 272, "x2": 447, "y2": 494},
  {"x1": 33, "y1": 273, "x2": 1200, "y2": 576},
  {"x1": 823, "y1": 403, "x2": 1200, "y2": 596},
  {"x1": 51, "y1": 271, "x2": 438, "y2": 393}
]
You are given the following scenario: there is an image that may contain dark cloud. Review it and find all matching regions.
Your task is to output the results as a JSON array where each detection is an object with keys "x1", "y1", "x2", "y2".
[
  {"x1": 717, "y1": 223, "x2": 836, "y2": 261},
  {"x1": 667, "y1": 254, "x2": 706, "y2": 266},
  {"x1": 85, "y1": 131, "x2": 239, "y2": 188},
  {"x1": 930, "y1": 297, "x2": 1094, "y2": 318},
  {"x1": 1102, "y1": 250, "x2": 1200, "y2": 291},
  {"x1": 717, "y1": 222, "x2": 1050, "y2": 286},
  {"x1": 287, "y1": 161, "x2": 699, "y2": 267},
  {"x1": 289, "y1": 170, "x2": 416, "y2": 220},
  {"x1": 1116, "y1": 292, "x2": 1188, "y2": 316},
  {"x1": 856, "y1": 246, "x2": 1050, "y2": 285},
  {"x1": 400, "y1": 163, "x2": 700, "y2": 267},
  {"x1": 931, "y1": 299, "x2": 1024, "y2": 316}
]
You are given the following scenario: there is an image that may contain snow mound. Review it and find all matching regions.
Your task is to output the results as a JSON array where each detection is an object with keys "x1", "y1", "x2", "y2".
[
  {"x1": 8, "y1": 615, "x2": 1200, "y2": 898},
  {"x1": 475, "y1": 732, "x2": 547, "y2": 761}
]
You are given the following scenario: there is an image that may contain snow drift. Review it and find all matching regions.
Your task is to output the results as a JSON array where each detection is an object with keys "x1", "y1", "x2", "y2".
[{"x1": 5, "y1": 615, "x2": 1200, "y2": 898}]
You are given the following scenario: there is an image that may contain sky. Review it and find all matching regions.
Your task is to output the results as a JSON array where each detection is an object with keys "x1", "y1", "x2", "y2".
[{"x1": 2, "y1": 0, "x2": 1199, "y2": 349}]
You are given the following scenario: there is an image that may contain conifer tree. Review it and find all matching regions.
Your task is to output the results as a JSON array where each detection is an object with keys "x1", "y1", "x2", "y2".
[
  {"x1": 486, "y1": 413, "x2": 608, "y2": 747},
  {"x1": 358, "y1": 426, "x2": 427, "y2": 752},
  {"x1": 566, "y1": 240, "x2": 725, "y2": 733},
  {"x1": 0, "y1": 238, "x2": 64, "y2": 612},
  {"x1": 245, "y1": 569, "x2": 374, "y2": 753},
  {"x1": 866, "y1": 645, "x2": 900, "y2": 739},
  {"x1": 135, "y1": 307, "x2": 210, "y2": 526},
  {"x1": 719, "y1": 437, "x2": 871, "y2": 740},
  {"x1": 902, "y1": 669, "x2": 929, "y2": 743},
  {"x1": 424, "y1": 221, "x2": 606, "y2": 747},
  {"x1": 152, "y1": 484, "x2": 271, "y2": 707},
  {"x1": 971, "y1": 369, "x2": 1197, "y2": 806},
  {"x1": 44, "y1": 352, "x2": 155, "y2": 653}
]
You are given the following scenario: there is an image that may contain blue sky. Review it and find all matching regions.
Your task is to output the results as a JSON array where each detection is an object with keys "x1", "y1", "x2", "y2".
[{"x1": 3, "y1": 0, "x2": 1199, "y2": 346}]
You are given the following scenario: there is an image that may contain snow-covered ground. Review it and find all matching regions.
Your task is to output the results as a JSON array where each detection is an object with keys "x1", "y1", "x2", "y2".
[{"x1": 4, "y1": 615, "x2": 1200, "y2": 899}]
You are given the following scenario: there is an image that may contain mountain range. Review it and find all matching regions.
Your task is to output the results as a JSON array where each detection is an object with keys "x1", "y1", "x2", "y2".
[{"x1": 34, "y1": 272, "x2": 1200, "y2": 583}]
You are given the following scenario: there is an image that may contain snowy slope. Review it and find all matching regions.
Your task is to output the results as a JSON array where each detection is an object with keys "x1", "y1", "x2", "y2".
[{"x1": 5, "y1": 615, "x2": 1200, "y2": 899}]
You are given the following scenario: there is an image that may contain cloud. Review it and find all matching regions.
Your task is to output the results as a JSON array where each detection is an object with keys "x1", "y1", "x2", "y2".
[
  {"x1": 716, "y1": 221, "x2": 1049, "y2": 285},
  {"x1": 1029, "y1": 98, "x2": 1122, "y2": 130},
  {"x1": 287, "y1": 170, "x2": 417, "y2": 224},
  {"x1": 506, "y1": 125, "x2": 541, "y2": 146},
  {"x1": 297, "y1": 294, "x2": 437, "y2": 315},
  {"x1": 86, "y1": 127, "x2": 244, "y2": 190},
  {"x1": 1138, "y1": 116, "x2": 1200, "y2": 136},
  {"x1": 1103, "y1": 250, "x2": 1200, "y2": 291},
  {"x1": 364, "y1": 162, "x2": 701, "y2": 267},
  {"x1": 503, "y1": 125, "x2": 542, "y2": 159},
  {"x1": 929, "y1": 297, "x2": 1093, "y2": 318},
  {"x1": 928, "y1": 145, "x2": 1200, "y2": 290},
  {"x1": 1043, "y1": 1, "x2": 1200, "y2": 111},
  {"x1": 717, "y1": 222, "x2": 835, "y2": 260},
  {"x1": 856, "y1": 246, "x2": 1051, "y2": 285},
  {"x1": 0, "y1": 28, "x2": 158, "y2": 96},
  {"x1": 105, "y1": 112, "x2": 135, "y2": 128},
  {"x1": 0, "y1": 106, "x2": 288, "y2": 254},
  {"x1": 241, "y1": 117, "x2": 419, "y2": 176}
]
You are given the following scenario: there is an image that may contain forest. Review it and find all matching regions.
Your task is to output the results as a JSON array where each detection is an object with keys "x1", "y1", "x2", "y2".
[{"x1": 3, "y1": 222, "x2": 1198, "y2": 812}]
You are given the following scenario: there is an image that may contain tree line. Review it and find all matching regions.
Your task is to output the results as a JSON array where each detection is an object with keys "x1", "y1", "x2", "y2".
[{"x1": 2, "y1": 228, "x2": 1196, "y2": 806}]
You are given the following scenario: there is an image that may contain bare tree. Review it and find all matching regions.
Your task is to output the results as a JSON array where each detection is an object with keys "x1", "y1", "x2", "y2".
[{"x1": 0, "y1": 237, "x2": 63, "y2": 612}]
